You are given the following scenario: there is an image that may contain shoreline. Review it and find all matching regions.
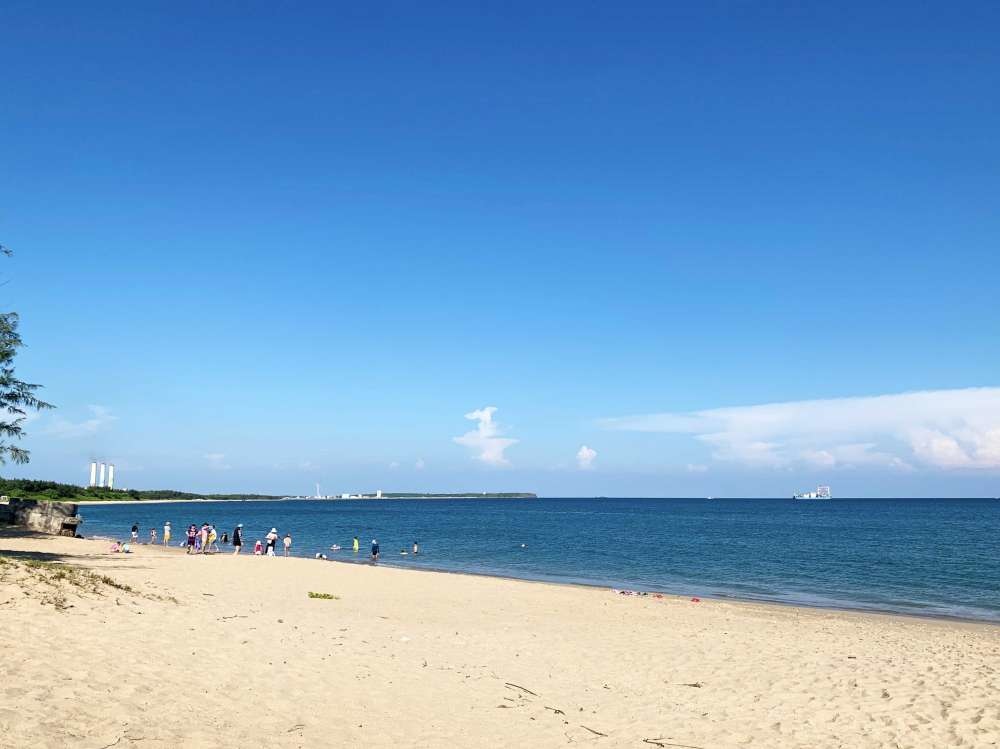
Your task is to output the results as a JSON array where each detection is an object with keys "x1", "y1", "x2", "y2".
[
  {"x1": 75, "y1": 532, "x2": 1000, "y2": 627},
  {"x1": 316, "y1": 553, "x2": 1000, "y2": 627}
]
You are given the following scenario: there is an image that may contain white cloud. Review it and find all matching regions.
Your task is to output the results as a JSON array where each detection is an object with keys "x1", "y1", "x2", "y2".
[
  {"x1": 204, "y1": 453, "x2": 231, "y2": 471},
  {"x1": 389, "y1": 461, "x2": 400, "y2": 470},
  {"x1": 46, "y1": 405, "x2": 116, "y2": 439},
  {"x1": 686, "y1": 463, "x2": 709, "y2": 473},
  {"x1": 414, "y1": 458, "x2": 425, "y2": 470},
  {"x1": 601, "y1": 387, "x2": 1000, "y2": 471},
  {"x1": 576, "y1": 445, "x2": 597, "y2": 470},
  {"x1": 453, "y1": 406, "x2": 518, "y2": 466}
]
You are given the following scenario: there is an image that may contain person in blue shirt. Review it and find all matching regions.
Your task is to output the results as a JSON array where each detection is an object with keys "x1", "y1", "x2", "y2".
[{"x1": 370, "y1": 539, "x2": 380, "y2": 562}]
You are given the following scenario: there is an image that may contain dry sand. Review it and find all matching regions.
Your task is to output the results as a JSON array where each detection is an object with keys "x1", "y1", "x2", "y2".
[{"x1": 1, "y1": 531, "x2": 997, "y2": 749}]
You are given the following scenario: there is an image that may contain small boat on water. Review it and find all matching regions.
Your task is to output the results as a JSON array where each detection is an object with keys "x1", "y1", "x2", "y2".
[{"x1": 794, "y1": 485, "x2": 831, "y2": 500}]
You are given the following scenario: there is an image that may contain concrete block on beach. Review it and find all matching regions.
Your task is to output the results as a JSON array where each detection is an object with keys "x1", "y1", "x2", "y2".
[{"x1": 0, "y1": 497, "x2": 82, "y2": 535}]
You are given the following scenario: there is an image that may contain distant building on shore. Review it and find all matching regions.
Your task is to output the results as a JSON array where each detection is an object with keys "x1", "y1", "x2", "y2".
[{"x1": 88, "y1": 461, "x2": 116, "y2": 489}]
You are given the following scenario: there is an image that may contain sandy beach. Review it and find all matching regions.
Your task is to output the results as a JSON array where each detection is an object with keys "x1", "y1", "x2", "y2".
[{"x1": 2, "y1": 531, "x2": 997, "y2": 749}]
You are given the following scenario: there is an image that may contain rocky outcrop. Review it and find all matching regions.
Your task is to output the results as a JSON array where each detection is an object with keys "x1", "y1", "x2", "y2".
[{"x1": 0, "y1": 498, "x2": 82, "y2": 535}]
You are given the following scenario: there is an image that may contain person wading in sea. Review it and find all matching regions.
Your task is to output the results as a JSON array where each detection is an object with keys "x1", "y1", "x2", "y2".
[
  {"x1": 232, "y1": 523, "x2": 243, "y2": 555},
  {"x1": 371, "y1": 539, "x2": 380, "y2": 562}
]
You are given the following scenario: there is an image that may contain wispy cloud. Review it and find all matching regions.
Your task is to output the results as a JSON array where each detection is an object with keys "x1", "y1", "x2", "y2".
[
  {"x1": 204, "y1": 453, "x2": 231, "y2": 471},
  {"x1": 46, "y1": 405, "x2": 116, "y2": 439},
  {"x1": 601, "y1": 387, "x2": 1000, "y2": 471},
  {"x1": 415, "y1": 458, "x2": 425, "y2": 470},
  {"x1": 576, "y1": 445, "x2": 597, "y2": 470},
  {"x1": 453, "y1": 406, "x2": 518, "y2": 466}
]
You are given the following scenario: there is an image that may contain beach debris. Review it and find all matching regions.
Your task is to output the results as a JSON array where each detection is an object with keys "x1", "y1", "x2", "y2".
[
  {"x1": 544, "y1": 706, "x2": 565, "y2": 715},
  {"x1": 643, "y1": 739, "x2": 704, "y2": 749},
  {"x1": 680, "y1": 682, "x2": 704, "y2": 688},
  {"x1": 505, "y1": 682, "x2": 539, "y2": 697},
  {"x1": 690, "y1": 597, "x2": 700, "y2": 603},
  {"x1": 580, "y1": 725, "x2": 607, "y2": 737},
  {"x1": 308, "y1": 591, "x2": 339, "y2": 600}
]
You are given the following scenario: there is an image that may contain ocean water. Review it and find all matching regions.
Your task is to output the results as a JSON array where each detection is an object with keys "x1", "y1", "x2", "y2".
[{"x1": 79, "y1": 498, "x2": 1000, "y2": 622}]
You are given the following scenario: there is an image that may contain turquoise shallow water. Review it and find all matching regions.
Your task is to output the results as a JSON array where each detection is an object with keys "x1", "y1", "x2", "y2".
[{"x1": 80, "y1": 497, "x2": 1000, "y2": 622}]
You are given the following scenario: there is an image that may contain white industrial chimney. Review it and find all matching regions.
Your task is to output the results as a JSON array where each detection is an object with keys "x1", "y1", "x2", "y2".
[
  {"x1": 89, "y1": 461, "x2": 98, "y2": 487},
  {"x1": 107, "y1": 464, "x2": 115, "y2": 490},
  {"x1": 98, "y1": 462, "x2": 106, "y2": 488}
]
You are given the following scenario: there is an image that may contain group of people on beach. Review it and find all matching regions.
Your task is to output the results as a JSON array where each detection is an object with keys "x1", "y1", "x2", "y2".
[
  {"x1": 123, "y1": 522, "x2": 419, "y2": 563},
  {"x1": 127, "y1": 521, "x2": 294, "y2": 556}
]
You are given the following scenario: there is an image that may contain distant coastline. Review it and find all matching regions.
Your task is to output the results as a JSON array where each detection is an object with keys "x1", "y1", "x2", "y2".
[
  {"x1": 1, "y1": 478, "x2": 536, "y2": 504},
  {"x1": 77, "y1": 493, "x2": 539, "y2": 505}
]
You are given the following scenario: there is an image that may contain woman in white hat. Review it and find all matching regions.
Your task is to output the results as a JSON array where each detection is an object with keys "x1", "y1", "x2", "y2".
[{"x1": 265, "y1": 528, "x2": 279, "y2": 556}]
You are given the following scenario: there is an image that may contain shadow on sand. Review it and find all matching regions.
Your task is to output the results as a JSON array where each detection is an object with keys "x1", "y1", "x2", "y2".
[{"x1": 0, "y1": 527, "x2": 148, "y2": 570}]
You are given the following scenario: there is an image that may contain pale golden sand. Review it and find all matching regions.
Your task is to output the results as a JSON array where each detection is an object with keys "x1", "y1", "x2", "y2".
[{"x1": 2, "y1": 532, "x2": 997, "y2": 748}]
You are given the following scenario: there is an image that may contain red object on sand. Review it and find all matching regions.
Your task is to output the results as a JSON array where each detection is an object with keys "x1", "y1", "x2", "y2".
[{"x1": 690, "y1": 597, "x2": 700, "y2": 602}]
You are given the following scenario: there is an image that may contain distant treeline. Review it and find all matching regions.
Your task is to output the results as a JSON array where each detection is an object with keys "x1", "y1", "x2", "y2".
[
  {"x1": 0, "y1": 478, "x2": 282, "y2": 502},
  {"x1": 381, "y1": 492, "x2": 537, "y2": 498}
]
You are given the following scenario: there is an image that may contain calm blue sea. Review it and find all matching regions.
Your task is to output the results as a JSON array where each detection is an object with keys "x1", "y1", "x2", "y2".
[{"x1": 79, "y1": 498, "x2": 1000, "y2": 622}]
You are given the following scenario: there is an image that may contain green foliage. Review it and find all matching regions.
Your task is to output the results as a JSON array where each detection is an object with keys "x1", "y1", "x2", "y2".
[
  {"x1": 381, "y1": 492, "x2": 537, "y2": 498},
  {"x1": 0, "y1": 476, "x2": 283, "y2": 502},
  {"x1": 0, "y1": 245, "x2": 53, "y2": 464}
]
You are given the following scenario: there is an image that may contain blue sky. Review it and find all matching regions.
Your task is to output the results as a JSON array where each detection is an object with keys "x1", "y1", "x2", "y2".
[{"x1": 1, "y1": 2, "x2": 998, "y2": 496}]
